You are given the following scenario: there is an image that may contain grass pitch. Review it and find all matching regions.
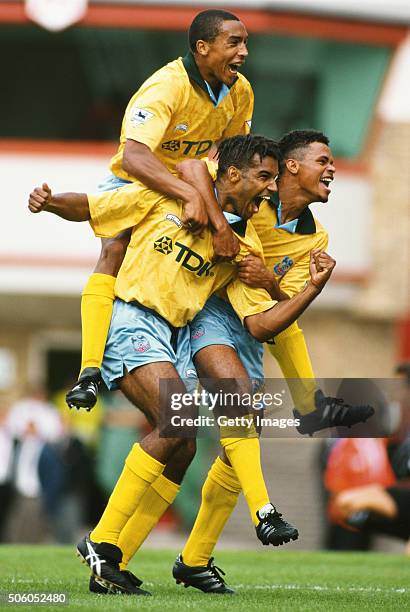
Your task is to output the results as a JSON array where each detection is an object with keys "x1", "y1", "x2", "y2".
[{"x1": 0, "y1": 546, "x2": 409, "y2": 611}]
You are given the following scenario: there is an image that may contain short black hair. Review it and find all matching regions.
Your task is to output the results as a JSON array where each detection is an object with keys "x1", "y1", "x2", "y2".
[
  {"x1": 279, "y1": 129, "x2": 330, "y2": 161},
  {"x1": 216, "y1": 135, "x2": 281, "y2": 179},
  {"x1": 189, "y1": 9, "x2": 240, "y2": 53}
]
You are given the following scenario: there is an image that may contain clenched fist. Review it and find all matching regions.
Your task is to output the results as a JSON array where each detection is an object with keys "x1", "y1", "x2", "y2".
[
  {"x1": 28, "y1": 183, "x2": 52, "y2": 213},
  {"x1": 309, "y1": 249, "x2": 336, "y2": 290}
]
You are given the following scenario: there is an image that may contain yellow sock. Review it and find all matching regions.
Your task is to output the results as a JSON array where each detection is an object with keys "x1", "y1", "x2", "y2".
[
  {"x1": 118, "y1": 474, "x2": 180, "y2": 570},
  {"x1": 182, "y1": 457, "x2": 241, "y2": 566},
  {"x1": 80, "y1": 272, "x2": 116, "y2": 372},
  {"x1": 220, "y1": 431, "x2": 269, "y2": 526},
  {"x1": 91, "y1": 443, "x2": 164, "y2": 545},
  {"x1": 268, "y1": 321, "x2": 317, "y2": 415}
]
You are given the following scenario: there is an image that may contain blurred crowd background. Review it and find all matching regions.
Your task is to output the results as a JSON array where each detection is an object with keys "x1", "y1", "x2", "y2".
[
  {"x1": 0, "y1": 382, "x2": 216, "y2": 544},
  {"x1": 1, "y1": 0, "x2": 409, "y2": 553}
]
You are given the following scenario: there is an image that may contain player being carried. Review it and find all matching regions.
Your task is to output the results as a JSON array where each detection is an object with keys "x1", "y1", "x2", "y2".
[{"x1": 29, "y1": 8, "x2": 253, "y2": 410}]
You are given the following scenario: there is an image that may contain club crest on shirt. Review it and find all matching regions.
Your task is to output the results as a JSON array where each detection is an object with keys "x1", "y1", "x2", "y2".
[
  {"x1": 132, "y1": 334, "x2": 151, "y2": 353},
  {"x1": 130, "y1": 106, "x2": 154, "y2": 125},
  {"x1": 191, "y1": 324, "x2": 205, "y2": 340},
  {"x1": 273, "y1": 256, "x2": 294, "y2": 276},
  {"x1": 166, "y1": 213, "x2": 183, "y2": 228}
]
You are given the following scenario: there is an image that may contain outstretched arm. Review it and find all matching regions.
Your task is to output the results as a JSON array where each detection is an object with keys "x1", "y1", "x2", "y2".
[
  {"x1": 28, "y1": 183, "x2": 90, "y2": 221},
  {"x1": 27, "y1": 143, "x2": 208, "y2": 235},
  {"x1": 245, "y1": 250, "x2": 336, "y2": 341},
  {"x1": 177, "y1": 158, "x2": 240, "y2": 260}
]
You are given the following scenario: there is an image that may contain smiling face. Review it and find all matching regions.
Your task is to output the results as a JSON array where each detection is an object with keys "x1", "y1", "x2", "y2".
[
  {"x1": 197, "y1": 20, "x2": 248, "y2": 89},
  {"x1": 292, "y1": 142, "x2": 336, "y2": 203},
  {"x1": 231, "y1": 155, "x2": 279, "y2": 220}
]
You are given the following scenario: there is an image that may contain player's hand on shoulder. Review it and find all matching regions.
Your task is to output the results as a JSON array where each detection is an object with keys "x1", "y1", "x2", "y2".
[
  {"x1": 238, "y1": 254, "x2": 271, "y2": 287},
  {"x1": 212, "y1": 224, "x2": 240, "y2": 261},
  {"x1": 28, "y1": 183, "x2": 52, "y2": 213},
  {"x1": 309, "y1": 249, "x2": 336, "y2": 290},
  {"x1": 182, "y1": 190, "x2": 208, "y2": 236}
]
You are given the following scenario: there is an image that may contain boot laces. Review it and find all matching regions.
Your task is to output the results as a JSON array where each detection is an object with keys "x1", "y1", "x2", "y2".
[
  {"x1": 207, "y1": 558, "x2": 226, "y2": 584},
  {"x1": 265, "y1": 509, "x2": 287, "y2": 529}
]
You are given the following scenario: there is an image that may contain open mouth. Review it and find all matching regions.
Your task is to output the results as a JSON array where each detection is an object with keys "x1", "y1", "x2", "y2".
[
  {"x1": 243, "y1": 195, "x2": 270, "y2": 219},
  {"x1": 252, "y1": 195, "x2": 270, "y2": 209},
  {"x1": 320, "y1": 177, "x2": 333, "y2": 191},
  {"x1": 228, "y1": 63, "x2": 242, "y2": 75}
]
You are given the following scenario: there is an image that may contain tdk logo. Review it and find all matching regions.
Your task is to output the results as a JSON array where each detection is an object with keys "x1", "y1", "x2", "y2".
[
  {"x1": 274, "y1": 256, "x2": 294, "y2": 276},
  {"x1": 162, "y1": 139, "x2": 213, "y2": 156},
  {"x1": 153, "y1": 236, "x2": 216, "y2": 277},
  {"x1": 175, "y1": 242, "x2": 216, "y2": 276}
]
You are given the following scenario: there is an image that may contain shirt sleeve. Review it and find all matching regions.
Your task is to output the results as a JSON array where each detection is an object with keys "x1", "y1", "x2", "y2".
[
  {"x1": 227, "y1": 278, "x2": 277, "y2": 324},
  {"x1": 123, "y1": 70, "x2": 182, "y2": 152},
  {"x1": 221, "y1": 79, "x2": 254, "y2": 137},
  {"x1": 279, "y1": 232, "x2": 329, "y2": 297},
  {"x1": 88, "y1": 182, "x2": 159, "y2": 238}
]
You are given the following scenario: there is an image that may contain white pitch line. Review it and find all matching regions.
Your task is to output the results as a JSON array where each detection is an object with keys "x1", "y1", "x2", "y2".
[
  {"x1": 234, "y1": 584, "x2": 408, "y2": 594},
  {"x1": 12, "y1": 578, "x2": 408, "y2": 595}
]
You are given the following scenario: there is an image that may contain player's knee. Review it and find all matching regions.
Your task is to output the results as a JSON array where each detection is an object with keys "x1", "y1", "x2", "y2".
[
  {"x1": 204, "y1": 377, "x2": 251, "y2": 398},
  {"x1": 223, "y1": 378, "x2": 253, "y2": 400}
]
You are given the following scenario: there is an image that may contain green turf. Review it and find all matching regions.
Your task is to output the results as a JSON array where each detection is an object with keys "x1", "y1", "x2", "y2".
[{"x1": 0, "y1": 546, "x2": 409, "y2": 611}]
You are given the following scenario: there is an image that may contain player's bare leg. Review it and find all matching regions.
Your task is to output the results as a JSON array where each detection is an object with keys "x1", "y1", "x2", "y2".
[
  {"x1": 66, "y1": 230, "x2": 131, "y2": 410},
  {"x1": 194, "y1": 345, "x2": 298, "y2": 542},
  {"x1": 173, "y1": 345, "x2": 298, "y2": 594},
  {"x1": 78, "y1": 361, "x2": 196, "y2": 594}
]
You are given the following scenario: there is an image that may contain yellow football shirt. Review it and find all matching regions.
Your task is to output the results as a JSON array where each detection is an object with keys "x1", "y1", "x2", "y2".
[
  {"x1": 88, "y1": 183, "x2": 275, "y2": 328},
  {"x1": 201, "y1": 159, "x2": 329, "y2": 297},
  {"x1": 250, "y1": 200, "x2": 328, "y2": 297},
  {"x1": 110, "y1": 53, "x2": 254, "y2": 181}
]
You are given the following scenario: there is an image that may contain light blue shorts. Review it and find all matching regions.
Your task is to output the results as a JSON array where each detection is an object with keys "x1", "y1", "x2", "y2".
[
  {"x1": 190, "y1": 294, "x2": 264, "y2": 391},
  {"x1": 101, "y1": 299, "x2": 198, "y2": 391},
  {"x1": 97, "y1": 174, "x2": 131, "y2": 193}
]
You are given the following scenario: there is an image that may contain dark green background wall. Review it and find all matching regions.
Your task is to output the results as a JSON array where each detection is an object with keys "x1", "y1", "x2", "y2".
[{"x1": 2, "y1": 25, "x2": 391, "y2": 157}]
